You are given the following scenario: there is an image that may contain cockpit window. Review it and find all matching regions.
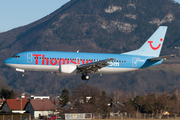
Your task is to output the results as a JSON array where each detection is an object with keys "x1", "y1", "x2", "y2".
[{"x1": 12, "y1": 55, "x2": 20, "y2": 58}]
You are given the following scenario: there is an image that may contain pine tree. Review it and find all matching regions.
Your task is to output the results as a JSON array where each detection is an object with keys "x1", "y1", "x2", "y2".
[
  {"x1": 0, "y1": 88, "x2": 15, "y2": 99},
  {"x1": 60, "y1": 88, "x2": 70, "y2": 107}
]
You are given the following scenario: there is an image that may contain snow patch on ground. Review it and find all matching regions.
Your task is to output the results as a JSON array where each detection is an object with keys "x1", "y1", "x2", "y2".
[{"x1": 104, "y1": 5, "x2": 122, "y2": 13}]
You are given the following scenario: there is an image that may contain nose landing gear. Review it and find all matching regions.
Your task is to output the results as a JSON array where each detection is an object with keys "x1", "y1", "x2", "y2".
[
  {"x1": 21, "y1": 73, "x2": 25, "y2": 77},
  {"x1": 16, "y1": 68, "x2": 25, "y2": 77},
  {"x1": 81, "y1": 73, "x2": 90, "y2": 80}
]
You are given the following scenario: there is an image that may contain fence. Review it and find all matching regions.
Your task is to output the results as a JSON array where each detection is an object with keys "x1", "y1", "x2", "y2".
[
  {"x1": 92, "y1": 113, "x2": 180, "y2": 119},
  {"x1": 65, "y1": 113, "x2": 92, "y2": 119},
  {"x1": 6, "y1": 113, "x2": 179, "y2": 120},
  {"x1": 0, "y1": 113, "x2": 31, "y2": 120}
]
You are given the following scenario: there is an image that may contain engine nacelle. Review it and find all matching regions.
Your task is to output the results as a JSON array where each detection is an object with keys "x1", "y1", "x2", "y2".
[{"x1": 56, "y1": 64, "x2": 77, "y2": 75}]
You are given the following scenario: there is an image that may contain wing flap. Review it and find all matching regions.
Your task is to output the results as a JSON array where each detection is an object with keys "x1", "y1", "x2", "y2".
[
  {"x1": 148, "y1": 54, "x2": 175, "y2": 61},
  {"x1": 78, "y1": 58, "x2": 115, "y2": 73}
]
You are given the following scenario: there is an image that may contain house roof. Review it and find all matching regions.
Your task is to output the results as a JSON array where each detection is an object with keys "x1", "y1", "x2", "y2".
[
  {"x1": 5, "y1": 99, "x2": 28, "y2": 110},
  {"x1": 30, "y1": 99, "x2": 55, "y2": 111}
]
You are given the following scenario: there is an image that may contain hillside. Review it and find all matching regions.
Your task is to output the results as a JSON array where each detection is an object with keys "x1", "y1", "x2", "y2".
[{"x1": 1, "y1": 0, "x2": 180, "y2": 95}]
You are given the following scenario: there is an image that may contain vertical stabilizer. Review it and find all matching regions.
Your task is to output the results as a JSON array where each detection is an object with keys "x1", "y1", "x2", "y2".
[{"x1": 124, "y1": 26, "x2": 168, "y2": 57}]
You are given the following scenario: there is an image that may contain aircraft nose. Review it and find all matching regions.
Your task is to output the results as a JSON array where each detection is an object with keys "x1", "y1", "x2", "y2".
[{"x1": 4, "y1": 58, "x2": 12, "y2": 65}]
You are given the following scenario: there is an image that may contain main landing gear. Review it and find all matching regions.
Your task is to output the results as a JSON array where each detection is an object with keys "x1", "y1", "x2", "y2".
[{"x1": 81, "y1": 73, "x2": 90, "y2": 80}]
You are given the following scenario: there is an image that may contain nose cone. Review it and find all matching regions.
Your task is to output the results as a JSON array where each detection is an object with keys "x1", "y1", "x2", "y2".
[
  {"x1": 4, "y1": 58, "x2": 12, "y2": 66},
  {"x1": 4, "y1": 58, "x2": 19, "y2": 69}
]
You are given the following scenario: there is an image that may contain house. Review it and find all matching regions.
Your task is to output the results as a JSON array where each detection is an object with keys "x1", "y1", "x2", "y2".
[
  {"x1": 1, "y1": 99, "x2": 28, "y2": 113},
  {"x1": 110, "y1": 102, "x2": 125, "y2": 114},
  {"x1": 0, "y1": 99, "x2": 6, "y2": 108},
  {"x1": 24, "y1": 99, "x2": 56, "y2": 119},
  {"x1": 20, "y1": 92, "x2": 50, "y2": 100},
  {"x1": 0, "y1": 99, "x2": 6, "y2": 112},
  {"x1": 76, "y1": 96, "x2": 92, "y2": 104},
  {"x1": 30, "y1": 95, "x2": 50, "y2": 100}
]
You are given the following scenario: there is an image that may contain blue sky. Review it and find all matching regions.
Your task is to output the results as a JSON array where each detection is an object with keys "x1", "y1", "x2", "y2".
[
  {"x1": 175, "y1": 0, "x2": 180, "y2": 3},
  {"x1": 0, "y1": 0, "x2": 179, "y2": 33},
  {"x1": 0, "y1": 0, "x2": 70, "y2": 32}
]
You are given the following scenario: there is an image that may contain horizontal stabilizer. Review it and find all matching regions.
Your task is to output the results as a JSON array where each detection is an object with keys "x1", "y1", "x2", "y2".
[{"x1": 148, "y1": 54, "x2": 175, "y2": 61}]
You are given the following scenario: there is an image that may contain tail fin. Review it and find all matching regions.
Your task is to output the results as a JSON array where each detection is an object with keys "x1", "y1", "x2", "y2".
[{"x1": 124, "y1": 26, "x2": 168, "y2": 57}]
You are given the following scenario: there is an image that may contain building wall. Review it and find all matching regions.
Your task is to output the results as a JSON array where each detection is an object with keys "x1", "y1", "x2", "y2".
[
  {"x1": 25, "y1": 102, "x2": 34, "y2": 117},
  {"x1": 25, "y1": 102, "x2": 54, "y2": 119},
  {"x1": 1, "y1": 103, "x2": 10, "y2": 112},
  {"x1": 34, "y1": 96, "x2": 49, "y2": 99},
  {"x1": 12, "y1": 110, "x2": 26, "y2": 113},
  {"x1": 34, "y1": 111, "x2": 54, "y2": 119}
]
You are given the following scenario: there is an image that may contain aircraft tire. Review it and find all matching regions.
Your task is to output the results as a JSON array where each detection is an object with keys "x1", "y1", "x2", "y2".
[
  {"x1": 21, "y1": 73, "x2": 25, "y2": 77},
  {"x1": 85, "y1": 75, "x2": 90, "y2": 80},
  {"x1": 81, "y1": 75, "x2": 86, "y2": 80},
  {"x1": 81, "y1": 74, "x2": 90, "y2": 80}
]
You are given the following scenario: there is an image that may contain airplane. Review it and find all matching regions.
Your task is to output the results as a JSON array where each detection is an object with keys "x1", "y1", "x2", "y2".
[{"x1": 4, "y1": 26, "x2": 174, "y2": 80}]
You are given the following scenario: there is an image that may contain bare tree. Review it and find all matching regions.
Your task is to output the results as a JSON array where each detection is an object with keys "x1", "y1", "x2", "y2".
[
  {"x1": 111, "y1": 90, "x2": 124, "y2": 103},
  {"x1": 111, "y1": 90, "x2": 133, "y2": 113},
  {"x1": 144, "y1": 92, "x2": 171, "y2": 119},
  {"x1": 71, "y1": 83, "x2": 101, "y2": 113}
]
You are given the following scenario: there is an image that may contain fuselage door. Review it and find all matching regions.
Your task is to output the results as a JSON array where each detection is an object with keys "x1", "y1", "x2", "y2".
[
  {"x1": 27, "y1": 53, "x2": 32, "y2": 63},
  {"x1": 132, "y1": 57, "x2": 137, "y2": 67}
]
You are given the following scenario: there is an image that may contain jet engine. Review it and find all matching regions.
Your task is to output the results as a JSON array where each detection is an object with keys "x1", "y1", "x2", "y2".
[{"x1": 56, "y1": 64, "x2": 77, "y2": 75}]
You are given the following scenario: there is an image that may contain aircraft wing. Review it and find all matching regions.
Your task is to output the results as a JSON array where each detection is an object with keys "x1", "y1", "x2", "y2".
[
  {"x1": 77, "y1": 58, "x2": 115, "y2": 73},
  {"x1": 148, "y1": 54, "x2": 175, "y2": 61}
]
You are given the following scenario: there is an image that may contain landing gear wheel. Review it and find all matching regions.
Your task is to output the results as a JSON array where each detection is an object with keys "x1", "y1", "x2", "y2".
[
  {"x1": 81, "y1": 75, "x2": 85, "y2": 80},
  {"x1": 85, "y1": 75, "x2": 90, "y2": 80},
  {"x1": 21, "y1": 73, "x2": 25, "y2": 77},
  {"x1": 81, "y1": 73, "x2": 90, "y2": 80}
]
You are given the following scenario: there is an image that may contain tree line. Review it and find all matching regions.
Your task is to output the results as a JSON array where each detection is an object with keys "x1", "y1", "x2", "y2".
[
  {"x1": 0, "y1": 88, "x2": 15, "y2": 99},
  {"x1": 59, "y1": 84, "x2": 180, "y2": 119}
]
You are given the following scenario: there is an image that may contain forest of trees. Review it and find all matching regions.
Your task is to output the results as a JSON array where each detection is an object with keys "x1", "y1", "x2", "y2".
[
  {"x1": 0, "y1": 88, "x2": 15, "y2": 99},
  {"x1": 59, "y1": 84, "x2": 180, "y2": 119}
]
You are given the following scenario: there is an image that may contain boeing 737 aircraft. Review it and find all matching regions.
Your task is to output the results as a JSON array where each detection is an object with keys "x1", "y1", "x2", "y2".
[{"x1": 4, "y1": 26, "x2": 174, "y2": 80}]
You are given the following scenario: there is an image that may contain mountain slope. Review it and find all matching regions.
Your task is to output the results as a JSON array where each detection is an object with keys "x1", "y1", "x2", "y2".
[{"x1": 1, "y1": 0, "x2": 180, "y2": 95}]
